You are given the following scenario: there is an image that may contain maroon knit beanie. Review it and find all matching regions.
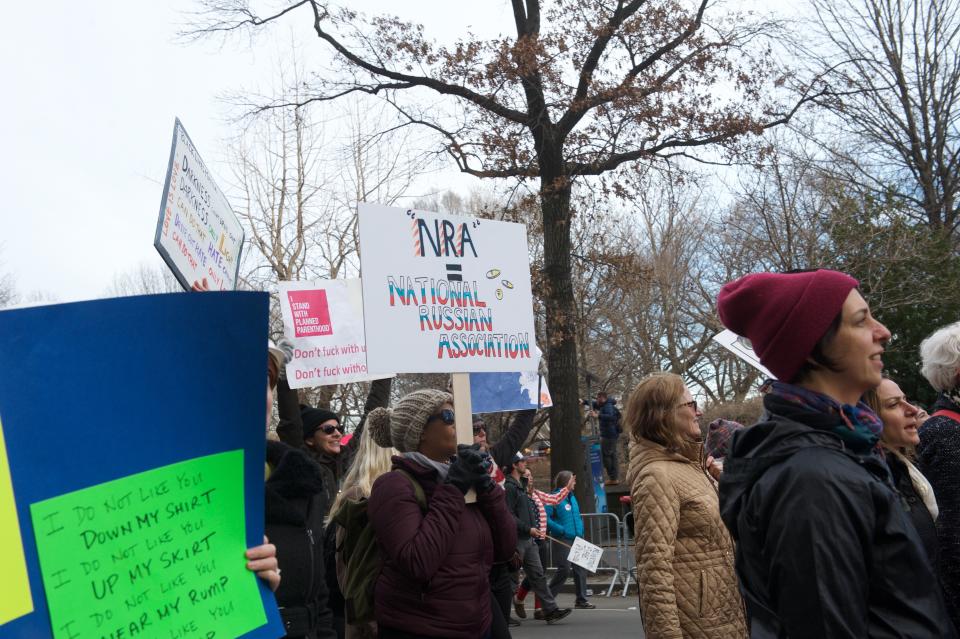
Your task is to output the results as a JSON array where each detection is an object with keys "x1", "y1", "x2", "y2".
[
  {"x1": 716, "y1": 270, "x2": 858, "y2": 382},
  {"x1": 705, "y1": 419, "x2": 744, "y2": 460}
]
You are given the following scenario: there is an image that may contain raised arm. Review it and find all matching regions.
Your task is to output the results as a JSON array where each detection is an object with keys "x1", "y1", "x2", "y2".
[{"x1": 489, "y1": 409, "x2": 536, "y2": 468}]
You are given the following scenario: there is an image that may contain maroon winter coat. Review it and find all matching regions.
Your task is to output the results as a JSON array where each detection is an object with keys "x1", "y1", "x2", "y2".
[{"x1": 368, "y1": 456, "x2": 517, "y2": 638}]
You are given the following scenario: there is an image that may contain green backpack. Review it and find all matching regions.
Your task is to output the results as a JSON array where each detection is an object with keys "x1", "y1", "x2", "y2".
[{"x1": 330, "y1": 469, "x2": 427, "y2": 624}]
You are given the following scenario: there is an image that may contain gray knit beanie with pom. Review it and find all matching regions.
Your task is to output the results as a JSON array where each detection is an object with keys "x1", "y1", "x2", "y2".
[{"x1": 365, "y1": 389, "x2": 453, "y2": 453}]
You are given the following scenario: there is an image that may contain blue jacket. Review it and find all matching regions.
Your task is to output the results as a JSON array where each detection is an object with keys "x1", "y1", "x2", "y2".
[
  {"x1": 592, "y1": 399, "x2": 622, "y2": 439},
  {"x1": 546, "y1": 491, "x2": 583, "y2": 541}
]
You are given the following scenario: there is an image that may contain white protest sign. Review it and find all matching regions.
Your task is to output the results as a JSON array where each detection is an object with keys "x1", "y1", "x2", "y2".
[
  {"x1": 358, "y1": 203, "x2": 539, "y2": 373},
  {"x1": 712, "y1": 329, "x2": 776, "y2": 379},
  {"x1": 567, "y1": 536, "x2": 603, "y2": 573},
  {"x1": 279, "y1": 279, "x2": 392, "y2": 388},
  {"x1": 154, "y1": 118, "x2": 244, "y2": 291}
]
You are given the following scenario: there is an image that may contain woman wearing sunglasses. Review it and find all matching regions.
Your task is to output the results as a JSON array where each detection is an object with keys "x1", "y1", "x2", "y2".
[
  {"x1": 625, "y1": 372, "x2": 746, "y2": 639},
  {"x1": 300, "y1": 407, "x2": 347, "y2": 515},
  {"x1": 365, "y1": 389, "x2": 517, "y2": 639}
]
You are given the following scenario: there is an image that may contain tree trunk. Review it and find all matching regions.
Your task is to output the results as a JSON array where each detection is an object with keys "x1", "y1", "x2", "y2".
[{"x1": 540, "y1": 166, "x2": 596, "y2": 512}]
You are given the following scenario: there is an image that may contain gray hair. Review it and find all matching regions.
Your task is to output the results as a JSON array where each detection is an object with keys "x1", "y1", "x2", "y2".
[{"x1": 920, "y1": 321, "x2": 960, "y2": 392}]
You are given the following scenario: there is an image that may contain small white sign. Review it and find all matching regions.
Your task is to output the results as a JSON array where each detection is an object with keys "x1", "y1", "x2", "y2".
[
  {"x1": 279, "y1": 279, "x2": 392, "y2": 388},
  {"x1": 712, "y1": 329, "x2": 776, "y2": 379},
  {"x1": 154, "y1": 118, "x2": 244, "y2": 291},
  {"x1": 567, "y1": 536, "x2": 603, "y2": 573},
  {"x1": 358, "y1": 203, "x2": 539, "y2": 373}
]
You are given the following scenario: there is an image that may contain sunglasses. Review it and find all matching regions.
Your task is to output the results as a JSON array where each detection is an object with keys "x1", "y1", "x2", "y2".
[
  {"x1": 473, "y1": 424, "x2": 487, "y2": 434},
  {"x1": 429, "y1": 409, "x2": 456, "y2": 425},
  {"x1": 677, "y1": 400, "x2": 698, "y2": 411},
  {"x1": 318, "y1": 424, "x2": 344, "y2": 435}
]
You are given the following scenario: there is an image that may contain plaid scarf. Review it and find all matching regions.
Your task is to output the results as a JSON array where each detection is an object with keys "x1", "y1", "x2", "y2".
[{"x1": 769, "y1": 381, "x2": 883, "y2": 454}]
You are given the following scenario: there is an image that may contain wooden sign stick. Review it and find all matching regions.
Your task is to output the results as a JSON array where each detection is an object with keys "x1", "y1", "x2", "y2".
[{"x1": 451, "y1": 372, "x2": 477, "y2": 503}]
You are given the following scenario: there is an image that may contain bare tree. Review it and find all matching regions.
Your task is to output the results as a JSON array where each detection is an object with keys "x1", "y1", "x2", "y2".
[
  {"x1": 186, "y1": 0, "x2": 809, "y2": 490},
  {"x1": 806, "y1": 0, "x2": 960, "y2": 232},
  {"x1": 105, "y1": 263, "x2": 184, "y2": 297}
]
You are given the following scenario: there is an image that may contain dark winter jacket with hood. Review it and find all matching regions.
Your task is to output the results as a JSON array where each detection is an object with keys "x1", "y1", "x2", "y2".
[
  {"x1": 719, "y1": 393, "x2": 955, "y2": 639},
  {"x1": 918, "y1": 394, "x2": 960, "y2": 631},
  {"x1": 265, "y1": 441, "x2": 337, "y2": 639},
  {"x1": 275, "y1": 377, "x2": 393, "y2": 516},
  {"x1": 368, "y1": 455, "x2": 517, "y2": 638}
]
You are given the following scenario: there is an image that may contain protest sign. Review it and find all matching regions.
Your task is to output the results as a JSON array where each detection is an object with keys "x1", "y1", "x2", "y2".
[
  {"x1": 469, "y1": 371, "x2": 552, "y2": 414},
  {"x1": 712, "y1": 329, "x2": 775, "y2": 379},
  {"x1": 358, "y1": 203, "x2": 539, "y2": 373},
  {"x1": 154, "y1": 118, "x2": 244, "y2": 291},
  {"x1": 0, "y1": 292, "x2": 283, "y2": 638},
  {"x1": 0, "y1": 418, "x2": 32, "y2": 625},
  {"x1": 567, "y1": 536, "x2": 603, "y2": 573},
  {"x1": 30, "y1": 450, "x2": 263, "y2": 639},
  {"x1": 279, "y1": 279, "x2": 391, "y2": 388}
]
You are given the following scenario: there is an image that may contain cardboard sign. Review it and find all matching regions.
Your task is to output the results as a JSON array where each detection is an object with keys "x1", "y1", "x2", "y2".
[
  {"x1": 0, "y1": 292, "x2": 283, "y2": 638},
  {"x1": 358, "y1": 203, "x2": 538, "y2": 373},
  {"x1": 469, "y1": 371, "x2": 552, "y2": 414},
  {"x1": 154, "y1": 118, "x2": 245, "y2": 291},
  {"x1": 30, "y1": 450, "x2": 265, "y2": 639},
  {"x1": 279, "y1": 279, "x2": 392, "y2": 388},
  {"x1": 712, "y1": 329, "x2": 775, "y2": 379},
  {"x1": 567, "y1": 536, "x2": 603, "y2": 573},
  {"x1": 0, "y1": 418, "x2": 32, "y2": 625}
]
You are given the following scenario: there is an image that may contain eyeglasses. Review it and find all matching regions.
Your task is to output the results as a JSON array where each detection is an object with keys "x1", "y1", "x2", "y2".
[
  {"x1": 473, "y1": 424, "x2": 486, "y2": 434},
  {"x1": 319, "y1": 424, "x2": 344, "y2": 435},
  {"x1": 677, "y1": 400, "x2": 698, "y2": 411},
  {"x1": 429, "y1": 409, "x2": 456, "y2": 425}
]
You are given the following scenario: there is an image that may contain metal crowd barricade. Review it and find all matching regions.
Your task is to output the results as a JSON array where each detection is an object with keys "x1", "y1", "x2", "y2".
[
  {"x1": 579, "y1": 512, "x2": 626, "y2": 597},
  {"x1": 537, "y1": 511, "x2": 634, "y2": 597},
  {"x1": 620, "y1": 510, "x2": 638, "y2": 597}
]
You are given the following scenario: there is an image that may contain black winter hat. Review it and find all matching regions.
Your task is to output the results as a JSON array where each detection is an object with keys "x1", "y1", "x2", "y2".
[{"x1": 301, "y1": 406, "x2": 340, "y2": 440}]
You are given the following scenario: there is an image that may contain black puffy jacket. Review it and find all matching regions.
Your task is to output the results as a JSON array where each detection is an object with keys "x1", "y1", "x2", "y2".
[
  {"x1": 918, "y1": 395, "x2": 960, "y2": 632},
  {"x1": 265, "y1": 441, "x2": 337, "y2": 639},
  {"x1": 719, "y1": 394, "x2": 954, "y2": 639}
]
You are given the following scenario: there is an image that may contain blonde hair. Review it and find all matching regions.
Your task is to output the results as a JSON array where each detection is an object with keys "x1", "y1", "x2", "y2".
[
  {"x1": 329, "y1": 421, "x2": 398, "y2": 518},
  {"x1": 624, "y1": 372, "x2": 688, "y2": 451}
]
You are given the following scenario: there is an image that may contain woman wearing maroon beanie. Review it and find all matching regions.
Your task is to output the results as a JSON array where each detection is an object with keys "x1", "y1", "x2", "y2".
[{"x1": 716, "y1": 269, "x2": 955, "y2": 638}]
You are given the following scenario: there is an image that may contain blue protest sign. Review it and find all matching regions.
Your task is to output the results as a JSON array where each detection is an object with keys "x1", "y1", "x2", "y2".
[
  {"x1": 469, "y1": 371, "x2": 552, "y2": 414},
  {"x1": 0, "y1": 292, "x2": 283, "y2": 638}
]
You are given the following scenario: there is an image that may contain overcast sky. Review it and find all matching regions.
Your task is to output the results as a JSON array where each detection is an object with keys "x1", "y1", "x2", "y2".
[{"x1": 0, "y1": 0, "x2": 784, "y2": 304}]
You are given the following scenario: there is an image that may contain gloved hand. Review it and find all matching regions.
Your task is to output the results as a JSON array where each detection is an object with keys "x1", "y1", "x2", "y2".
[{"x1": 446, "y1": 444, "x2": 489, "y2": 495}]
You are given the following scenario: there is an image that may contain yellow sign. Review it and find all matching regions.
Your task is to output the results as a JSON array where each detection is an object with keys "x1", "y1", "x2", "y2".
[{"x1": 0, "y1": 417, "x2": 33, "y2": 625}]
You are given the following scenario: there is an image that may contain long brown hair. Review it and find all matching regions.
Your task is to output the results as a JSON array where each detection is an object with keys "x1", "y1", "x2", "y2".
[
  {"x1": 624, "y1": 372, "x2": 687, "y2": 451},
  {"x1": 862, "y1": 379, "x2": 916, "y2": 459}
]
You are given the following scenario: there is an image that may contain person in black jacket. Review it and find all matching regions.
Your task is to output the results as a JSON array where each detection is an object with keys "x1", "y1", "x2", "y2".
[
  {"x1": 474, "y1": 410, "x2": 537, "y2": 633},
  {"x1": 863, "y1": 377, "x2": 940, "y2": 564},
  {"x1": 504, "y1": 453, "x2": 571, "y2": 624},
  {"x1": 716, "y1": 269, "x2": 955, "y2": 638},
  {"x1": 266, "y1": 440, "x2": 337, "y2": 639},
  {"x1": 275, "y1": 375, "x2": 392, "y2": 517},
  {"x1": 918, "y1": 320, "x2": 960, "y2": 630}
]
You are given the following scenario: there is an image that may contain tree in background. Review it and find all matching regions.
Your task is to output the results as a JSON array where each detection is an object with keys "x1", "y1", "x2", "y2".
[
  {"x1": 806, "y1": 0, "x2": 960, "y2": 233},
  {"x1": 189, "y1": 0, "x2": 805, "y2": 505}
]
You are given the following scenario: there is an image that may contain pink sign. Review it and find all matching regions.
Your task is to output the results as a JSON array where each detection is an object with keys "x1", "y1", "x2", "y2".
[{"x1": 287, "y1": 290, "x2": 333, "y2": 337}]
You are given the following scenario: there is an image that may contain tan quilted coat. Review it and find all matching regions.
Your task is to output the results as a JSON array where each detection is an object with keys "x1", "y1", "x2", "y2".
[{"x1": 628, "y1": 437, "x2": 746, "y2": 639}]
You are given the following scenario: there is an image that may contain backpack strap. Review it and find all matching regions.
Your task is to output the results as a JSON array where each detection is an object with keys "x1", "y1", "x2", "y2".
[
  {"x1": 931, "y1": 409, "x2": 960, "y2": 423},
  {"x1": 394, "y1": 469, "x2": 428, "y2": 512}
]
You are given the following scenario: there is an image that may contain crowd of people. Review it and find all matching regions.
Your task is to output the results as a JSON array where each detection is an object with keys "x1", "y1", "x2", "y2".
[{"x1": 248, "y1": 267, "x2": 960, "y2": 639}]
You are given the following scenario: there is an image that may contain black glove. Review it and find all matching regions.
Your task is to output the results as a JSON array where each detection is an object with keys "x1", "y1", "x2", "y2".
[{"x1": 446, "y1": 445, "x2": 489, "y2": 495}]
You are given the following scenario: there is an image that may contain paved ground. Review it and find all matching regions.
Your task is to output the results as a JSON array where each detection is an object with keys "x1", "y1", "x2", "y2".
[{"x1": 508, "y1": 592, "x2": 645, "y2": 639}]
